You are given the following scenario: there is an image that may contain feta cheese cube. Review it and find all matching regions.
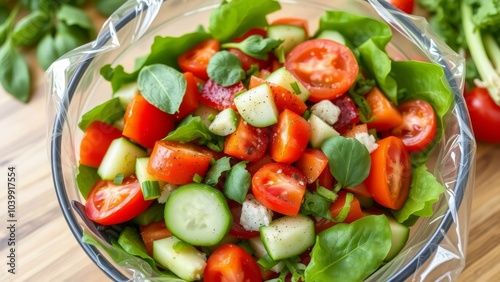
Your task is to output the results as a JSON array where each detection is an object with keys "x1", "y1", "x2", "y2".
[
  {"x1": 355, "y1": 132, "x2": 379, "y2": 153},
  {"x1": 240, "y1": 195, "x2": 274, "y2": 231},
  {"x1": 310, "y1": 100, "x2": 341, "y2": 126}
]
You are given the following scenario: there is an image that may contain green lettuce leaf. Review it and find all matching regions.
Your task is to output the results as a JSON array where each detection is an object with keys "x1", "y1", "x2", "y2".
[
  {"x1": 78, "y1": 97, "x2": 124, "y2": 131},
  {"x1": 163, "y1": 115, "x2": 224, "y2": 152},
  {"x1": 223, "y1": 161, "x2": 251, "y2": 204},
  {"x1": 75, "y1": 164, "x2": 100, "y2": 199}
]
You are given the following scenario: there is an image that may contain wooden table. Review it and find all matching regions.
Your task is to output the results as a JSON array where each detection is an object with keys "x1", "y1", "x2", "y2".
[{"x1": 1, "y1": 4, "x2": 499, "y2": 282}]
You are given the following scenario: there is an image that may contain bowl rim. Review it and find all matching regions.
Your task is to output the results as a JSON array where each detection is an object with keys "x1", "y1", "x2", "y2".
[{"x1": 50, "y1": 1, "x2": 473, "y2": 281}]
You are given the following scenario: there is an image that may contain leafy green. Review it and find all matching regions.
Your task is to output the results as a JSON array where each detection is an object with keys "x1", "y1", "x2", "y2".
[
  {"x1": 75, "y1": 164, "x2": 101, "y2": 199},
  {"x1": 57, "y1": 3, "x2": 94, "y2": 36},
  {"x1": 207, "y1": 51, "x2": 246, "y2": 87},
  {"x1": 137, "y1": 64, "x2": 187, "y2": 114},
  {"x1": 321, "y1": 136, "x2": 371, "y2": 188},
  {"x1": 78, "y1": 97, "x2": 124, "y2": 131},
  {"x1": 301, "y1": 190, "x2": 333, "y2": 220},
  {"x1": 11, "y1": 10, "x2": 51, "y2": 46},
  {"x1": 304, "y1": 215, "x2": 392, "y2": 282},
  {"x1": 0, "y1": 38, "x2": 31, "y2": 102},
  {"x1": 392, "y1": 165, "x2": 445, "y2": 225},
  {"x1": 131, "y1": 202, "x2": 165, "y2": 226},
  {"x1": 221, "y1": 35, "x2": 282, "y2": 60},
  {"x1": 223, "y1": 161, "x2": 251, "y2": 204},
  {"x1": 204, "y1": 157, "x2": 231, "y2": 186},
  {"x1": 163, "y1": 115, "x2": 224, "y2": 152},
  {"x1": 100, "y1": 64, "x2": 138, "y2": 93},
  {"x1": 96, "y1": 0, "x2": 127, "y2": 16},
  {"x1": 208, "y1": 0, "x2": 281, "y2": 42}
]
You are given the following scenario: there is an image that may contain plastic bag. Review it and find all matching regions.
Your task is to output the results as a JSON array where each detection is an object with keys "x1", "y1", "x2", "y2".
[{"x1": 47, "y1": 0, "x2": 476, "y2": 281}]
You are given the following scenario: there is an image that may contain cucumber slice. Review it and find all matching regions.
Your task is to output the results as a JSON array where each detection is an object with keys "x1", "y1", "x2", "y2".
[
  {"x1": 308, "y1": 114, "x2": 340, "y2": 148},
  {"x1": 209, "y1": 108, "x2": 239, "y2": 136},
  {"x1": 97, "y1": 137, "x2": 147, "y2": 180},
  {"x1": 316, "y1": 30, "x2": 346, "y2": 45},
  {"x1": 385, "y1": 216, "x2": 410, "y2": 261},
  {"x1": 260, "y1": 214, "x2": 315, "y2": 260},
  {"x1": 136, "y1": 157, "x2": 165, "y2": 200},
  {"x1": 153, "y1": 236, "x2": 207, "y2": 281},
  {"x1": 248, "y1": 236, "x2": 285, "y2": 273},
  {"x1": 233, "y1": 83, "x2": 279, "y2": 127},
  {"x1": 265, "y1": 67, "x2": 310, "y2": 101},
  {"x1": 164, "y1": 183, "x2": 232, "y2": 246},
  {"x1": 114, "y1": 82, "x2": 138, "y2": 109},
  {"x1": 267, "y1": 24, "x2": 307, "y2": 56}
]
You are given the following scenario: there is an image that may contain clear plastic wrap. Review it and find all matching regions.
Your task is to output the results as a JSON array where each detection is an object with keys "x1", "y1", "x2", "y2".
[{"x1": 48, "y1": 0, "x2": 476, "y2": 281}]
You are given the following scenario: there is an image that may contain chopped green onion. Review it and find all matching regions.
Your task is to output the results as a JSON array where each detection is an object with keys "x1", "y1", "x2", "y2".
[
  {"x1": 302, "y1": 109, "x2": 311, "y2": 120},
  {"x1": 276, "y1": 47, "x2": 286, "y2": 63},
  {"x1": 192, "y1": 173, "x2": 203, "y2": 183},
  {"x1": 113, "y1": 173, "x2": 125, "y2": 185},
  {"x1": 332, "y1": 192, "x2": 354, "y2": 222},
  {"x1": 317, "y1": 185, "x2": 338, "y2": 201},
  {"x1": 257, "y1": 254, "x2": 279, "y2": 270},
  {"x1": 207, "y1": 114, "x2": 216, "y2": 122},
  {"x1": 141, "y1": 180, "x2": 161, "y2": 200},
  {"x1": 290, "y1": 81, "x2": 301, "y2": 94}
]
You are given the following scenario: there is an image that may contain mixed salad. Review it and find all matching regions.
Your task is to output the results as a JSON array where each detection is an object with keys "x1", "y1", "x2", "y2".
[{"x1": 75, "y1": 0, "x2": 453, "y2": 281}]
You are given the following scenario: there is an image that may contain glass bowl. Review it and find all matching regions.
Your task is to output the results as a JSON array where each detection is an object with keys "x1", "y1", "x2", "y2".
[{"x1": 49, "y1": 0, "x2": 475, "y2": 281}]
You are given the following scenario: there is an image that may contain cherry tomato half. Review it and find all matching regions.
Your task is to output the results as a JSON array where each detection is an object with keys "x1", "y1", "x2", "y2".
[
  {"x1": 252, "y1": 163, "x2": 307, "y2": 216},
  {"x1": 178, "y1": 38, "x2": 220, "y2": 80},
  {"x1": 85, "y1": 175, "x2": 153, "y2": 225},
  {"x1": 285, "y1": 39, "x2": 358, "y2": 102},
  {"x1": 204, "y1": 244, "x2": 262, "y2": 282},
  {"x1": 224, "y1": 119, "x2": 270, "y2": 162},
  {"x1": 465, "y1": 87, "x2": 500, "y2": 143},
  {"x1": 270, "y1": 109, "x2": 311, "y2": 164},
  {"x1": 365, "y1": 136, "x2": 411, "y2": 210},
  {"x1": 388, "y1": 99, "x2": 437, "y2": 152}
]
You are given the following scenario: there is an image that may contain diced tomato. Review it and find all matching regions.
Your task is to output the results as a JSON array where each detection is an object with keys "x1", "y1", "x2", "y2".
[
  {"x1": 139, "y1": 221, "x2": 172, "y2": 256},
  {"x1": 122, "y1": 95, "x2": 175, "y2": 149},
  {"x1": 294, "y1": 148, "x2": 329, "y2": 184},
  {"x1": 270, "y1": 109, "x2": 311, "y2": 164},
  {"x1": 342, "y1": 124, "x2": 368, "y2": 138},
  {"x1": 85, "y1": 175, "x2": 153, "y2": 225},
  {"x1": 228, "y1": 48, "x2": 272, "y2": 71},
  {"x1": 332, "y1": 95, "x2": 360, "y2": 134},
  {"x1": 285, "y1": 39, "x2": 358, "y2": 102},
  {"x1": 224, "y1": 119, "x2": 270, "y2": 162},
  {"x1": 204, "y1": 244, "x2": 262, "y2": 282},
  {"x1": 248, "y1": 76, "x2": 266, "y2": 89},
  {"x1": 386, "y1": 0, "x2": 415, "y2": 14},
  {"x1": 148, "y1": 141, "x2": 214, "y2": 185},
  {"x1": 173, "y1": 72, "x2": 200, "y2": 122},
  {"x1": 200, "y1": 79, "x2": 246, "y2": 111},
  {"x1": 343, "y1": 181, "x2": 371, "y2": 198},
  {"x1": 178, "y1": 38, "x2": 220, "y2": 80},
  {"x1": 314, "y1": 191, "x2": 363, "y2": 233},
  {"x1": 365, "y1": 87, "x2": 403, "y2": 131},
  {"x1": 365, "y1": 136, "x2": 411, "y2": 210},
  {"x1": 228, "y1": 201, "x2": 260, "y2": 239},
  {"x1": 315, "y1": 166, "x2": 335, "y2": 190},
  {"x1": 246, "y1": 154, "x2": 274, "y2": 176},
  {"x1": 79, "y1": 121, "x2": 122, "y2": 168},
  {"x1": 252, "y1": 163, "x2": 307, "y2": 216}
]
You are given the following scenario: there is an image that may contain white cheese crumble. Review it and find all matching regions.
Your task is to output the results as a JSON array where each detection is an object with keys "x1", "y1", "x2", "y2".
[
  {"x1": 240, "y1": 194, "x2": 274, "y2": 231},
  {"x1": 157, "y1": 183, "x2": 178, "y2": 204},
  {"x1": 355, "y1": 132, "x2": 379, "y2": 153},
  {"x1": 310, "y1": 100, "x2": 341, "y2": 125}
]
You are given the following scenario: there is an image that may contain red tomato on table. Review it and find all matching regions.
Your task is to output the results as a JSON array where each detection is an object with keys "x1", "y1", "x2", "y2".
[
  {"x1": 85, "y1": 175, "x2": 152, "y2": 225},
  {"x1": 465, "y1": 87, "x2": 500, "y2": 143},
  {"x1": 285, "y1": 39, "x2": 358, "y2": 102},
  {"x1": 204, "y1": 244, "x2": 262, "y2": 282},
  {"x1": 79, "y1": 121, "x2": 122, "y2": 168}
]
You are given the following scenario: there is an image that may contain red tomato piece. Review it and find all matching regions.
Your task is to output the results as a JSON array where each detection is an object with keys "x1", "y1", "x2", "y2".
[
  {"x1": 232, "y1": 28, "x2": 268, "y2": 43},
  {"x1": 365, "y1": 136, "x2": 412, "y2": 210},
  {"x1": 388, "y1": 99, "x2": 437, "y2": 152},
  {"x1": 228, "y1": 48, "x2": 271, "y2": 71},
  {"x1": 85, "y1": 175, "x2": 153, "y2": 225},
  {"x1": 122, "y1": 95, "x2": 175, "y2": 149},
  {"x1": 270, "y1": 109, "x2": 311, "y2": 164},
  {"x1": 200, "y1": 79, "x2": 246, "y2": 111},
  {"x1": 314, "y1": 191, "x2": 363, "y2": 233},
  {"x1": 385, "y1": 0, "x2": 415, "y2": 14},
  {"x1": 204, "y1": 244, "x2": 262, "y2": 282},
  {"x1": 342, "y1": 124, "x2": 368, "y2": 138},
  {"x1": 365, "y1": 87, "x2": 403, "y2": 132},
  {"x1": 285, "y1": 39, "x2": 358, "y2": 102},
  {"x1": 228, "y1": 201, "x2": 260, "y2": 239},
  {"x1": 148, "y1": 141, "x2": 214, "y2": 185},
  {"x1": 178, "y1": 38, "x2": 220, "y2": 80},
  {"x1": 139, "y1": 221, "x2": 172, "y2": 256},
  {"x1": 465, "y1": 87, "x2": 500, "y2": 143},
  {"x1": 174, "y1": 72, "x2": 200, "y2": 122},
  {"x1": 246, "y1": 154, "x2": 274, "y2": 176},
  {"x1": 224, "y1": 119, "x2": 270, "y2": 162},
  {"x1": 332, "y1": 95, "x2": 360, "y2": 134},
  {"x1": 294, "y1": 148, "x2": 329, "y2": 184},
  {"x1": 343, "y1": 181, "x2": 371, "y2": 198},
  {"x1": 79, "y1": 121, "x2": 122, "y2": 168},
  {"x1": 252, "y1": 163, "x2": 307, "y2": 216}
]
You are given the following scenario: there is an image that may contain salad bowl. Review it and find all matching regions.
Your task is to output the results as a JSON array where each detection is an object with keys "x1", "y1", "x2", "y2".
[{"x1": 49, "y1": 0, "x2": 475, "y2": 281}]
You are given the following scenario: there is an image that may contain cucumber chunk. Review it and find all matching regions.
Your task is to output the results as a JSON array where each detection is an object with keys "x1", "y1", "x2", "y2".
[
  {"x1": 260, "y1": 214, "x2": 315, "y2": 260},
  {"x1": 209, "y1": 108, "x2": 239, "y2": 136},
  {"x1": 316, "y1": 30, "x2": 346, "y2": 45},
  {"x1": 153, "y1": 236, "x2": 207, "y2": 281},
  {"x1": 164, "y1": 183, "x2": 232, "y2": 246},
  {"x1": 266, "y1": 67, "x2": 310, "y2": 101},
  {"x1": 267, "y1": 24, "x2": 307, "y2": 56},
  {"x1": 385, "y1": 216, "x2": 410, "y2": 261},
  {"x1": 97, "y1": 137, "x2": 146, "y2": 180},
  {"x1": 249, "y1": 236, "x2": 285, "y2": 273},
  {"x1": 308, "y1": 114, "x2": 340, "y2": 148},
  {"x1": 136, "y1": 157, "x2": 165, "y2": 200},
  {"x1": 233, "y1": 83, "x2": 279, "y2": 127},
  {"x1": 114, "y1": 82, "x2": 138, "y2": 109}
]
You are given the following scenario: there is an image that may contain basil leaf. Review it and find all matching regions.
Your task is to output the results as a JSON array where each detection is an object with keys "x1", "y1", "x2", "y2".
[
  {"x1": 36, "y1": 33, "x2": 60, "y2": 70},
  {"x1": 76, "y1": 164, "x2": 100, "y2": 199},
  {"x1": 207, "y1": 51, "x2": 246, "y2": 87},
  {"x1": 209, "y1": 0, "x2": 281, "y2": 42},
  {"x1": 300, "y1": 191, "x2": 333, "y2": 220},
  {"x1": 12, "y1": 10, "x2": 51, "y2": 46},
  {"x1": 222, "y1": 35, "x2": 282, "y2": 60},
  {"x1": 204, "y1": 157, "x2": 231, "y2": 186},
  {"x1": 0, "y1": 38, "x2": 31, "y2": 102},
  {"x1": 392, "y1": 165, "x2": 445, "y2": 225},
  {"x1": 321, "y1": 136, "x2": 371, "y2": 187},
  {"x1": 100, "y1": 64, "x2": 138, "y2": 93},
  {"x1": 0, "y1": 6, "x2": 9, "y2": 23},
  {"x1": 78, "y1": 97, "x2": 124, "y2": 131},
  {"x1": 163, "y1": 115, "x2": 224, "y2": 152},
  {"x1": 138, "y1": 64, "x2": 186, "y2": 114},
  {"x1": 304, "y1": 215, "x2": 392, "y2": 282},
  {"x1": 52, "y1": 22, "x2": 88, "y2": 61},
  {"x1": 96, "y1": 0, "x2": 127, "y2": 16},
  {"x1": 223, "y1": 161, "x2": 251, "y2": 204},
  {"x1": 57, "y1": 4, "x2": 94, "y2": 36}
]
